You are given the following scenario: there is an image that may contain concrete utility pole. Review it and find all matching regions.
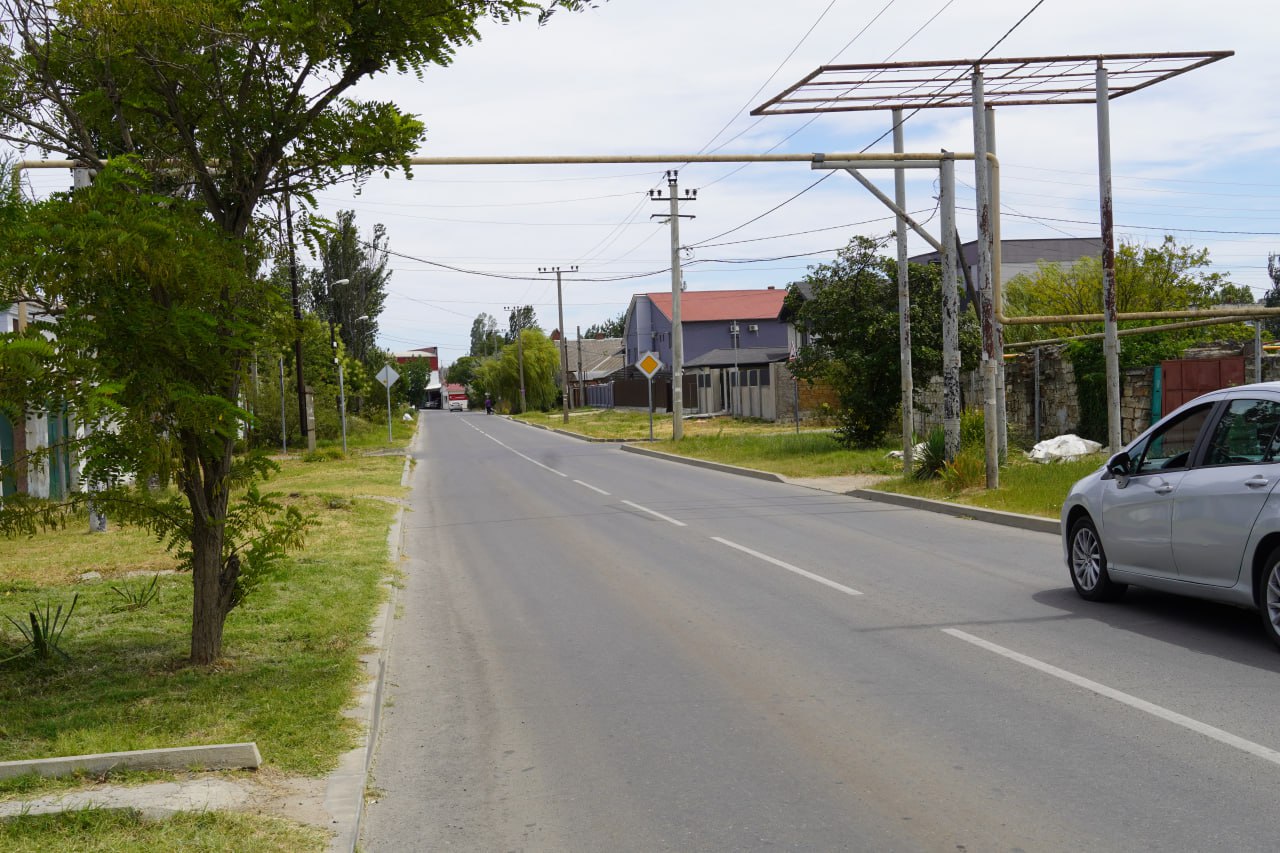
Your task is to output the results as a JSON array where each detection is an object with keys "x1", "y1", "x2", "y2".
[
  {"x1": 1096, "y1": 60, "x2": 1123, "y2": 452},
  {"x1": 649, "y1": 171, "x2": 696, "y2": 440},
  {"x1": 540, "y1": 266, "x2": 577, "y2": 424},
  {"x1": 892, "y1": 108, "x2": 914, "y2": 476}
]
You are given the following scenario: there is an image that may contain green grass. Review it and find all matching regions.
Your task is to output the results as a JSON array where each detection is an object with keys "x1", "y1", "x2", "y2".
[
  {"x1": 0, "y1": 808, "x2": 327, "y2": 852},
  {"x1": 874, "y1": 453, "x2": 1104, "y2": 518},
  {"x1": 654, "y1": 432, "x2": 901, "y2": 479},
  {"x1": 516, "y1": 408, "x2": 836, "y2": 442},
  {"x1": 0, "y1": 448, "x2": 408, "y2": 797}
]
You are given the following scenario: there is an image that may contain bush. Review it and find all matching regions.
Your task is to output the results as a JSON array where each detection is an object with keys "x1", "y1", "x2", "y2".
[
  {"x1": 913, "y1": 425, "x2": 947, "y2": 480},
  {"x1": 941, "y1": 446, "x2": 986, "y2": 492}
]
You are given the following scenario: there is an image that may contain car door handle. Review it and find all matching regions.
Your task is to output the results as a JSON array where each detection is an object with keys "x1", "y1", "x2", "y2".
[
  {"x1": 1153, "y1": 479, "x2": 1173, "y2": 495},
  {"x1": 1245, "y1": 475, "x2": 1270, "y2": 488}
]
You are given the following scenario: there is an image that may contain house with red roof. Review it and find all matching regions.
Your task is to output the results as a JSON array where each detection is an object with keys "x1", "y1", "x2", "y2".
[
  {"x1": 623, "y1": 288, "x2": 794, "y2": 371},
  {"x1": 623, "y1": 287, "x2": 800, "y2": 417}
]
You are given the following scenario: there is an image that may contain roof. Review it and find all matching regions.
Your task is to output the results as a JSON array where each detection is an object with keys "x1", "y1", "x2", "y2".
[
  {"x1": 643, "y1": 289, "x2": 787, "y2": 323},
  {"x1": 563, "y1": 336, "x2": 625, "y2": 380},
  {"x1": 685, "y1": 347, "x2": 793, "y2": 369}
]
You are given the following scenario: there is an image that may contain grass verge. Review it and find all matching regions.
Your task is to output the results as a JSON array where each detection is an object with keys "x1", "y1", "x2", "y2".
[
  {"x1": 654, "y1": 432, "x2": 901, "y2": 480},
  {"x1": 515, "y1": 408, "x2": 826, "y2": 441},
  {"x1": 872, "y1": 454, "x2": 1104, "y2": 519},
  {"x1": 0, "y1": 808, "x2": 328, "y2": 852},
  {"x1": 0, "y1": 449, "x2": 408, "y2": 795}
]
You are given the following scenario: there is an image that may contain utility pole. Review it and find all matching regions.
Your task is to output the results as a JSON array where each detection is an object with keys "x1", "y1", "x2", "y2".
[
  {"x1": 649, "y1": 171, "x2": 696, "y2": 440},
  {"x1": 329, "y1": 278, "x2": 350, "y2": 454},
  {"x1": 539, "y1": 265, "x2": 577, "y2": 424},
  {"x1": 284, "y1": 188, "x2": 310, "y2": 450},
  {"x1": 577, "y1": 326, "x2": 585, "y2": 409}
]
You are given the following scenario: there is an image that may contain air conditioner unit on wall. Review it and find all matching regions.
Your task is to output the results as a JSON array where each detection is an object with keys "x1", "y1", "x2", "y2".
[{"x1": 747, "y1": 324, "x2": 758, "y2": 332}]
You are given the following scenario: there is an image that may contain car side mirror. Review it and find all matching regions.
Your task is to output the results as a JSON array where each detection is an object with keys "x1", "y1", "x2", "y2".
[{"x1": 1105, "y1": 451, "x2": 1132, "y2": 482}]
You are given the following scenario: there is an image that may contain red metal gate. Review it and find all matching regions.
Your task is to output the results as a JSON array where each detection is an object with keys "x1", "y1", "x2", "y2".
[{"x1": 1160, "y1": 356, "x2": 1245, "y2": 415}]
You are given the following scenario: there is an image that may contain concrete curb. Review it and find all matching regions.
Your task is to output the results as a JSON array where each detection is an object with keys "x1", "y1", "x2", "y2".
[
  {"x1": 619, "y1": 442, "x2": 1058, "y2": 536},
  {"x1": 324, "y1": 442, "x2": 413, "y2": 853},
  {"x1": 0, "y1": 743, "x2": 261, "y2": 782},
  {"x1": 512, "y1": 417, "x2": 634, "y2": 443},
  {"x1": 847, "y1": 489, "x2": 1060, "y2": 535},
  {"x1": 619, "y1": 442, "x2": 787, "y2": 482}
]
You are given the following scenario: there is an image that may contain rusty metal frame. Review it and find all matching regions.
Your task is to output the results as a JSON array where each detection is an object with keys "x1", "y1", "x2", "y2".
[{"x1": 751, "y1": 52, "x2": 1233, "y2": 116}]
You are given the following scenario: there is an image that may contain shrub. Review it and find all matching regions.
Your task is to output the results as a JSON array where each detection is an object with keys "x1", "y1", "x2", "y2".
[
  {"x1": 941, "y1": 447, "x2": 986, "y2": 492},
  {"x1": 913, "y1": 426, "x2": 947, "y2": 480}
]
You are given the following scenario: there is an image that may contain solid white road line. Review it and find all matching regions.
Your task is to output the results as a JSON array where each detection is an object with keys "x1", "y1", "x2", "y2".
[
  {"x1": 466, "y1": 422, "x2": 567, "y2": 478},
  {"x1": 944, "y1": 628, "x2": 1280, "y2": 768},
  {"x1": 711, "y1": 536, "x2": 863, "y2": 596},
  {"x1": 621, "y1": 499, "x2": 687, "y2": 527},
  {"x1": 574, "y1": 480, "x2": 611, "y2": 496}
]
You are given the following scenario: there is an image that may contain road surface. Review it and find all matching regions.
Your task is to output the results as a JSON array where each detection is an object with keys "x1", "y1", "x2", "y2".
[{"x1": 362, "y1": 411, "x2": 1280, "y2": 851}]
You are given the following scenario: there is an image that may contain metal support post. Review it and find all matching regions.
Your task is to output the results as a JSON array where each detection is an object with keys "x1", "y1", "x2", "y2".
[
  {"x1": 972, "y1": 68, "x2": 998, "y2": 488},
  {"x1": 939, "y1": 153, "x2": 961, "y2": 460},
  {"x1": 577, "y1": 326, "x2": 585, "y2": 408},
  {"x1": 278, "y1": 357, "x2": 287, "y2": 454},
  {"x1": 1097, "y1": 60, "x2": 1123, "y2": 451},
  {"x1": 338, "y1": 362, "x2": 348, "y2": 455},
  {"x1": 987, "y1": 106, "x2": 1007, "y2": 460},
  {"x1": 893, "y1": 108, "x2": 914, "y2": 474},
  {"x1": 1256, "y1": 321, "x2": 1264, "y2": 382}
]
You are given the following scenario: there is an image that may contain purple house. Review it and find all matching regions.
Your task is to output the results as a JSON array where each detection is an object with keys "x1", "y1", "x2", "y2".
[{"x1": 623, "y1": 287, "x2": 793, "y2": 372}]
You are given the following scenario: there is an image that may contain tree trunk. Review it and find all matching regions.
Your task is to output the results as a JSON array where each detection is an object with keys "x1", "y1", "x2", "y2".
[{"x1": 189, "y1": 518, "x2": 227, "y2": 665}]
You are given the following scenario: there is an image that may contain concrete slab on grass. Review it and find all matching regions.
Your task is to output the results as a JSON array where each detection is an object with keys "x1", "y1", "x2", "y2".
[{"x1": 0, "y1": 743, "x2": 262, "y2": 782}]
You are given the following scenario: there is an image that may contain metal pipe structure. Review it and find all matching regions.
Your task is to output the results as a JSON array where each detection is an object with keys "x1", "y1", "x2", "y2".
[
  {"x1": 972, "y1": 67, "x2": 998, "y2": 487},
  {"x1": 1097, "y1": 61, "x2": 1123, "y2": 451},
  {"x1": 939, "y1": 153, "x2": 961, "y2": 460},
  {"x1": 1005, "y1": 314, "x2": 1265, "y2": 349},
  {"x1": 893, "y1": 108, "x2": 913, "y2": 474},
  {"x1": 987, "y1": 105, "x2": 1007, "y2": 460}
]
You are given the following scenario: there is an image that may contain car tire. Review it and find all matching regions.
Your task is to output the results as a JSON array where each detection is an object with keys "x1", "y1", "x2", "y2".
[
  {"x1": 1068, "y1": 516, "x2": 1126, "y2": 602},
  {"x1": 1259, "y1": 549, "x2": 1280, "y2": 650}
]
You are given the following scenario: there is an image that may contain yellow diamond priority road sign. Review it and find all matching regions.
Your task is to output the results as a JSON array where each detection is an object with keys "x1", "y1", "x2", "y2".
[{"x1": 636, "y1": 351, "x2": 663, "y2": 379}]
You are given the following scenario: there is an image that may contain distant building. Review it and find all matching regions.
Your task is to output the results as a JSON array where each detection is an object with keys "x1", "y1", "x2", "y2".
[
  {"x1": 623, "y1": 288, "x2": 795, "y2": 372},
  {"x1": 393, "y1": 346, "x2": 439, "y2": 371}
]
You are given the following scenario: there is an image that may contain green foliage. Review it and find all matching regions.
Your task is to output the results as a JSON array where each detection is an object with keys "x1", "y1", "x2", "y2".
[
  {"x1": 786, "y1": 236, "x2": 980, "y2": 447},
  {"x1": 959, "y1": 407, "x2": 986, "y2": 450},
  {"x1": 302, "y1": 210, "x2": 390, "y2": 367},
  {"x1": 914, "y1": 426, "x2": 948, "y2": 480},
  {"x1": 506, "y1": 305, "x2": 541, "y2": 340},
  {"x1": 470, "y1": 313, "x2": 503, "y2": 357},
  {"x1": 1005, "y1": 236, "x2": 1255, "y2": 345},
  {"x1": 4, "y1": 593, "x2": 78, "y2": 662},
  {"x1": 941, "y1": 447, "x2": 986, "y2": 493},
  {"x1": 474, "y1": 329, "x2": 560, "y2": 413},
  {"x1": 110, "y1": 575, "x2": 161, "y2": 613},
  {"x1": 583, "y1": 311, "x2": 626, "y2": 339},
  {"x1": 399, "y1": 357, "x2": 433, "y2": 408}
]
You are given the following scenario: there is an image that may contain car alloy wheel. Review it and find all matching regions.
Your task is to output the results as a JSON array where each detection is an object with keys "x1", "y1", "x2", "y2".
[
  {"x1": 1261, "y1": 551, "x2": 1280, "y2": 650},
  {"x1": 1069, "y1": 517, "x2": 1125, "y2": 602}
]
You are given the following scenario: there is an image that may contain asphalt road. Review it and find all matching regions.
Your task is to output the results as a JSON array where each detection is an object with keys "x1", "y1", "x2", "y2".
[{"x1": 362, "y1": 411, "x2": 1280, "y2": 852}]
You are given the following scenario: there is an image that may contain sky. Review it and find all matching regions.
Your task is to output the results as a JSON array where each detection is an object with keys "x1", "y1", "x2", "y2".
[{"x1": 23, "y1": 0, "x2": 1280, "y2": 366}]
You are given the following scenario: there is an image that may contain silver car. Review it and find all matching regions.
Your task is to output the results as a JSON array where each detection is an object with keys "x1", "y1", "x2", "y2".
[{"x1": 1062, "y1": 381, "x2": 1280, "y2": 648}]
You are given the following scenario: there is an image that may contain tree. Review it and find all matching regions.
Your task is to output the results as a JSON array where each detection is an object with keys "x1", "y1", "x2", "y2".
[
  {"x1": 469, "y1": 313, "x2": 502, "y2": 357},
  {"x1": 507, "y1": 305, "x2": 540, "y2": 341},
  {"x1": 0, "y1": 162, "x2": 311, "y2": 664},
  {"x1": 475, "y1": 329, "x2": 559, "y2": 413},
  {"x1": 304, "y1": 210, "x2": 391, "y2": 367},
  {"x1": 784, "y1": 236, "x2": 980, "y2": 447},
  {"x1": 0, "y1": 0, "x2": 593, "y2": 664},
  {"x1": 1263, "y1": 253, "x2": 1280, "y2": 337},
  {"x1": 583, "y1": 311, "x2": 626, "y2": 338},
  {"x1": 1004, "y1": 237, "x2": 1253, "y2": 344},
  {"x1": 446, "y1": 355, "x2": 481, "y2": 390}
]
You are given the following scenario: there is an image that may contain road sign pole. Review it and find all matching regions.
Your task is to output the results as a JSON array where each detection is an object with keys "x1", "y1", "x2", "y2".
[
  {"x1": 648, "y1": 377, "x2": 654, "y2": 441},
  {"x1": 386, "y1": 382, "x2": 392, "y2": 442}
]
